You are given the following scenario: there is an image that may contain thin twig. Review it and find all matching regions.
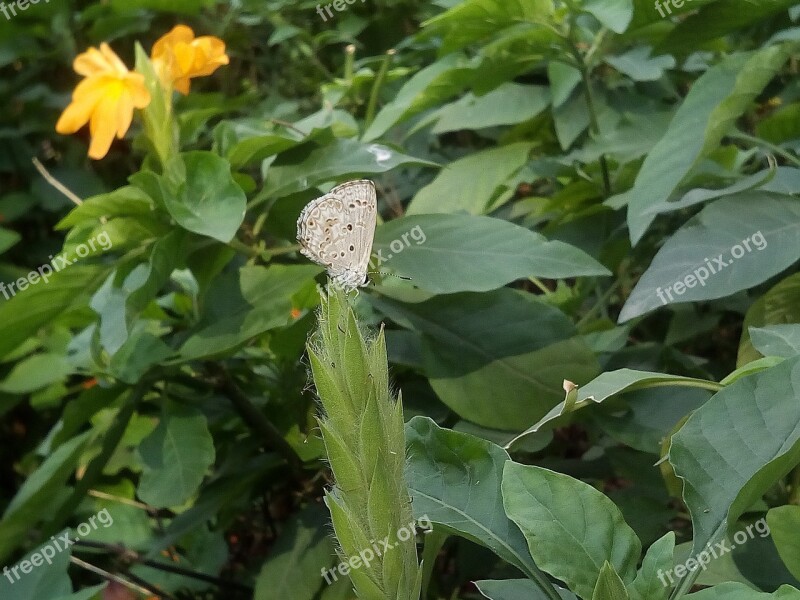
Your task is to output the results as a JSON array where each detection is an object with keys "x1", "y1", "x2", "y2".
[
  {"x1": 31, "y1": 158, "x2": 83, "y2": 206},
  {"x1": 73, "y1": 541, "x2": 253, "y2": 593},
  {"x1": 270, "y1": 118, "x2": 308, "y2": 137},
  {"x1": 69, "y1": 556, "x2": 156, "y2": 597},
  {"x1": 87, "y1": 490, "x2": 152, "y2": 512}
]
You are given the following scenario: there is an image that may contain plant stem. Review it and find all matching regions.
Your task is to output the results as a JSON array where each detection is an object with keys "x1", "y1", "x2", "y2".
[
  {"x1": 365, "y1": 49, "x2": 396, "y2": 128},
  {"x1": 729, "y1": 130, "x2": 800, "y2": 168},
  {"x1": 580, "y1": 65, "x2": 612, "y2": 195},
  {"x1": 576, "y1": 279, "x2": 620, "y2": 329},
  {"x1": 210, "y1": 366, "x2": 304, "y2": 476},
  {"x1": 44, "y1": 380, "x2": 149, "y2": 538}
]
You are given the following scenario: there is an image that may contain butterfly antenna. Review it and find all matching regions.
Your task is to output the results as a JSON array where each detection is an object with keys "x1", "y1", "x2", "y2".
[{"x1": 369, "y1": 270, "x2": 412, "y2": 281}]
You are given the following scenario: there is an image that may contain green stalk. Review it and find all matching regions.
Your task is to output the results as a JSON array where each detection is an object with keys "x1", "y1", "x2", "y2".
[
  {"x1": 44, "y1": 380, "x2": 149, "y2": 538},
  {"x1": 365, "y1": 49, "x2": 396, "y2": 129},
  {"x1": 308, "y1": 286, "x2": 422, "y2": 600}
]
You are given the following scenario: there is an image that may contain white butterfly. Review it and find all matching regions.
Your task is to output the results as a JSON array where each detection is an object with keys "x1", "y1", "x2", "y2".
[{"x1": 296, "y1": 180, "x2": 377, "y2": 292}]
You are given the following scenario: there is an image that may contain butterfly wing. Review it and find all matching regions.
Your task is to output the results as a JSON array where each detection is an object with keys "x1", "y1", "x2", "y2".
[{"x1": 297, "y1": 180, "x2": 376, "y2": 289}]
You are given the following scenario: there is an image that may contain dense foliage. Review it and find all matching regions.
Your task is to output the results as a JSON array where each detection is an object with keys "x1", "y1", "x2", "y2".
[{"x1": 2, "y1": 1, "x2": 800, "y2": 599}]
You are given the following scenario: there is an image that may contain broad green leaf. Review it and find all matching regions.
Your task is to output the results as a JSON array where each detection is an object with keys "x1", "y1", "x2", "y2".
[
  {"x1": 749, "y1": 325, "x2": 800, "y2": 358},
  {"x1": 629, "y1": 532, "x2": 675, "y2": 600},
  {"x1": 407, "y1": 143, "x2": 533, "y2": 215},
  {"x1": 0, "y1": 432, "x2": 91, "y2": 563},
  {"x1": 56, "y1": 186, "x2": 157, "y2": 230},
  {"x1": 670, "y1": 357, "x2": 800, "y2": 558},
  {"x1": 0, "y1": 353, "x2": 71, "y2": 394},
  {"x1": 738, "y1": 273, "x2": 800, "y2": 366},
  {"x1": 0, "y1": 543, "x2": 103, "y2": 600},
  {"x1": 476, "y1": 579, "x2": 578, "y2": 600},
  {"x1": 0, "y1": 227, "x2": 20, "y2": 253},
  {"x1": 373, "y1": 214, "x2": 609, "y2": 294},
  {"x1": 430, "y1": 84, "x2": 550, "y2": 133},
  {"x1": 643, "y1": 164, "x2": 794, "y2": 219},
  {"x1": 583, "y1": 0, "x2": 633, "y2": 33},
  {"x1": 138, "y1": 404, "x2": 216, "y2": 508},
  {"x1": 374, "y1": 290, "x2": 599, "y2": 429},
  {"x1": 619, "y1": 194, "x2": 800, "y2": 322},
  {"x1": 508, "y1": 369, "x2": 716, "y2": 448},
  {"x1": 613, "y1": 46, "x2": 793, "y2": 244},
  {"x1": 162, "y1": 151, "x2": 246, "y2": 243},
  {"x1": 258, "y1": 139, "x2": 438, "y2": 201},
  {"x1": 421, "y1": 0, "x2": 554, "y2": 55},
  {"x1": 592, "y1": 562, "x2": 630, "y2": 600},
  {"x1": 0, "y1": 265, "x2": 106, "y2": 359},
  {"x1": 685, "y1": 583, "x2": 800, "y2": 599},
  {"x1": 757, "y1": 103, "x2": 800, "y2": 143},
  {"x1": 657, "y1": 0, "x2": 800, "y2": 51},
  {"x1": 502, "y1": 462, "x2": 642, "y2": 600},
  {"x1": 405, "y1": 417, "x2": 541, "y2": 579},
  {"x1": 215, "y1": 120, "x2": 306, "y2": 168},
  {"x1": 363, "y1": 53, "x2": 476, "y2": 141},
  {"x1": 179, "y1": 264, "x2": 321, "y2": 360},
  {"x1": 605, "y1": 47, "x2": 675, "y2": 81},
  {"x1": 767, "y1": 506, "x2": 800, "y2": 582},
  {"x1": 255, "y1": 505, "x2": 335, "y2": 600}
]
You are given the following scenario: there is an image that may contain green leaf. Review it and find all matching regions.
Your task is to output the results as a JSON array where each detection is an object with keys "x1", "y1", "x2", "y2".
[
  {"x1": 502, "y1": 462, "x2": 642, "y2": 600},
  {"x1": 407, "y1": 143, "x2": 533, "y2": 214},
  {"x1": 56, "y1": 186, "x2": 157, "y2": 230},
  {"x1": 137, "y1": 404, "x2": 216, "y2": 508},
  {"x1": 592, "y1": 562, "x2": 630, "y2": 600},
  {"x1": 0, "y1": 542, "x2": 103, "y2": 600},
  {"x1": 583, "y1": 0, "x2": 634, "y2": 33},
  {"x1": 685, "y1": 583, "x2": 800, "y2": 599},
  {"x1": 0, "y1": 432, "x2": 91, "y2": 563},
  {"x1": 421, "y1": 0, "x2": 554, "y2": 54},
  {"x1": 430, "y1": 84, "x2": 551, "y2": 133},
  {"x1": 605, "y1": 48, "x2": 675, "y2": 82},
  {"x1": 669, "y1": 357, "x2": 800, "y2": 558},
  {"x1": 749, "y1": 325, "x2": 800, "y2": 359},
  {"x1": 656, "y1": 0, "x2": 800, "y2": 51},
  {"x1": 738, "y1": 273, "x2": 800, "y2": 366},
  {"x1": 179, "y1": 264, "x2": 321, "y2": 360},
  {"x1": 258, "y1": 139, "x2": 438, "y2": 201},
  {"x1": 162, "y1": 151, "x2": 246, "y2": 243},
  {"x1": 767, "y1": 506, "x2": 800, "y2": 582},
  {"x1": 363, "y1": 53, "x2": 476, "y2": 141},
  {"x1": 476, "y1": 579, "x2": 578, "y2": 600},
  {"x1": 0, "y1": 353, "x2": 71, "y2": 394},
  {"x1": 508, "y1": 369, "x2": 716, "y2": 448},
  {"x1": 0, "y1": 265, "x2": 107, "y2": 360},
  {"x1": 619, "y1": 193, "x2": 800, "y2": 322},
  {"x1": 614, "y1": 46, "x2": 793, "y2": 243},
  {"x1": 254, "y1": 505, "x2": 335, "y2": 600},
  {"x1": 373, "y1": 289, "x2": 599, "y2": 429},
  {"x1": 373, "y1": 213, "x2": 609, "y2": 294},
  {"x1": 405, "y1": 417, "x2": 542, "y2": 579},
  {"x1": 0, "y1": 227, "x2": 20, "y2": 254},
  {"x1": 629, "y1": 532, "x2": 675, "y2": 600}
]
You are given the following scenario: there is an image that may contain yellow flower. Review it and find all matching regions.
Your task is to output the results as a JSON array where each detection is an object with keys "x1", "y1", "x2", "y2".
[
  {"x1": 151, "y1": 25, "x2": 229, "y2": 95},
  {"x1": 56, "y1": 43, "x2": 151, "y2": 160}
]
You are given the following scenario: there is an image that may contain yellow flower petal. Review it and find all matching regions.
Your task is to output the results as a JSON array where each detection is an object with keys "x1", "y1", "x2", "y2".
[
  {"x1": 150, "y1": 25, "x2": 229, "y2": 95},
  {"x1": 88, "y1": 87, "x2": 123, "y2": 160},
  {"x1": 57, "y1": 43, "x2": 151, "y2": 160}
]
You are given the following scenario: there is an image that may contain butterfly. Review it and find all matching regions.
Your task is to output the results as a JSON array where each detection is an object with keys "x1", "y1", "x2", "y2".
[{"x1": 296, "y1": 180, "x2": 377, "y2": 292}]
